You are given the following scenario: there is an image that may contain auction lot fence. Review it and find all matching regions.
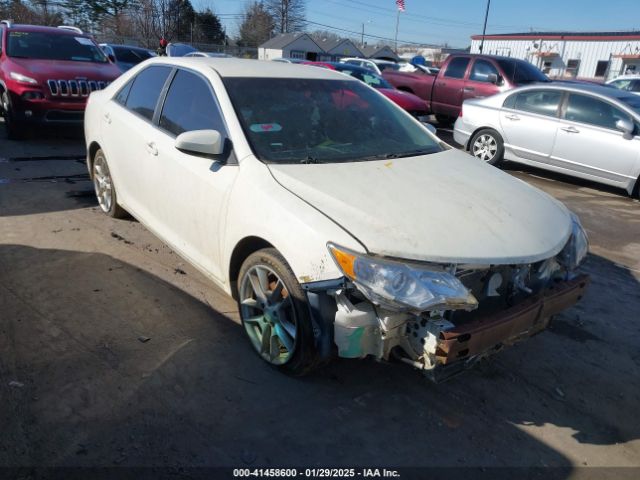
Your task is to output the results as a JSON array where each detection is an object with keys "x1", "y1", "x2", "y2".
[{"x1": 97, "y1": 35, "x2": 258, "y2": 59}]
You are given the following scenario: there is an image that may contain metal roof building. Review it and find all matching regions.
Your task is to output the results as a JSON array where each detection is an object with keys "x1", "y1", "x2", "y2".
[
  {"x1": 258, "y1": 33, "x2": 324, "y2": 61},
  {"x1": 470, "y1": 31, "x2": 640, "y2": 81},
  {"x1": 258, "y1": 34, "x2": 397, "y2": 62}
]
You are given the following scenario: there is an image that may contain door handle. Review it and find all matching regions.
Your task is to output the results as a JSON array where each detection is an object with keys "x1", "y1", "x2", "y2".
[
  {"x1": 464, "y1": 87, "x2": 475, "y2": 92},
  {"x1": 504, "y1": 114, "x2": 520, "y2": 121},
  {"x1": 146, "y1": 141, "x2": 158, "y2": 156},
  {"x1": 103, "y1": 113, "x2": 111, "y2": 124},
  {"x1": 561, "y1": 126, "x2": 580, "y2": 133}
]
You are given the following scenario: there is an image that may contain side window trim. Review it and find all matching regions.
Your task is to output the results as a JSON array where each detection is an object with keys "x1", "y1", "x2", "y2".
[
  {"x1": 561, "y1": 92, "x2": 632, "y2": 131},
  {"x1": 152, "y1": 67, "x2": 177, "y2": 126},
  {"x1": 156, "y1": 66, "x2": 230, "y2": 139},
  {"x1": 443, "y1": 57, "x2": 470, "y2": 79},
  {"x1": 114, "y1": 65, "x2": 173, "y2": 125},
  {"x1": 510, "y1": 89, "x2": 564, "y2": 118}
]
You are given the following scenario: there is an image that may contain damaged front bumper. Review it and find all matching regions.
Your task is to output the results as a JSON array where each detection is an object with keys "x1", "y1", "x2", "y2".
[
  {"x1": 430, "y1": 273, "x2": 589, "y2": 381},
  {"x1": 303, "y1": 274, "x2": 590, "y2": 382}
]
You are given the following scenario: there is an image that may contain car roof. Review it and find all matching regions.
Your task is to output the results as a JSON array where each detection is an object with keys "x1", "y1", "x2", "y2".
[
  {"x1": 145, "y1": 57, "x2": 359, "y2": 80},
  {"x1": 102, "y1": 43, "x2": 149, "y2": 51},
  {"x1": 519, "y1": 81, "x2": 631, "y2": 99},
  {"x1": 608, "y1": 75, "x2": 640, "y2": 81},
  {"x1": 329, "y1": 62, "x2": 377, "y2": 74},
  {"x1": 4, "y1": 24, "x2": 91, "y2": 36}
]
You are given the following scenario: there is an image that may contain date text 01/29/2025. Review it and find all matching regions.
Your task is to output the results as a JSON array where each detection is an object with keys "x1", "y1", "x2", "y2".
[{"x1": 232, "y1": 468, "x2": 401, "y2": 478}]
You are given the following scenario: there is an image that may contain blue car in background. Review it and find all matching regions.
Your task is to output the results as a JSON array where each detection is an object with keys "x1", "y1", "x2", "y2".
[{"x1": 100, "y1": 44, "x2": 156, "y2": 72}]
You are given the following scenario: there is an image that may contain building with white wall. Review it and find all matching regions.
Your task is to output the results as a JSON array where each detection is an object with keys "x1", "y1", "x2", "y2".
[
  {"x1": 470, "y1": 31, "x2": 640, "y2": 81},
  {"x1": 259, "y1": 34, "x2": 398, "y2": 62},
  {"x1": 258, "y1": 33, "x2": 324, "y2": 61}
]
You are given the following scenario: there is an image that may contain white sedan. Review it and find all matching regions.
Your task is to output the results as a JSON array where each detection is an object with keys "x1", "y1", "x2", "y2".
[{"x1": 85, "y1": 57, "x2": 589, "y2": 381}]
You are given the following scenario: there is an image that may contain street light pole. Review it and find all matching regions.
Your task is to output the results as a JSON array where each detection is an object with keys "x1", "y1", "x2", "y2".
[{"x1": 479, "y1": 0, "x2": 491, "y2": 53}]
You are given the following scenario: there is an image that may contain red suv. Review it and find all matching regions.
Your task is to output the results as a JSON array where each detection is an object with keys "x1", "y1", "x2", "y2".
[{"x1": 0, "y1": 21, "x2": 121, "y2": 139}]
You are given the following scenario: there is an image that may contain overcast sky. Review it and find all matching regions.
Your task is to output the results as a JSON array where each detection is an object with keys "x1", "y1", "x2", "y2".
[{"x1": 201, "y1": 0, "x2": 640, "y2": 47}]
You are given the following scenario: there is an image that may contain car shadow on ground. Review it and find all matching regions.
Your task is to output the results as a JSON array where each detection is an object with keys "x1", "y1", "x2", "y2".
[{"x1": 1, "y1": 245, "x2": 638, "y2": 473}]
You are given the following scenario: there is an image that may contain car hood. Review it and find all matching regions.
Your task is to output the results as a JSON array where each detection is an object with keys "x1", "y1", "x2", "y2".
[
  {"x1": 9, "y1": 58, "x2": 121, "y2": 80},
  {"x1": 379, "y1": 88, "x2": 427, "y2": 110},
  {"x1": 268, "y1": 149, "x2": 572, "y2": 265}
]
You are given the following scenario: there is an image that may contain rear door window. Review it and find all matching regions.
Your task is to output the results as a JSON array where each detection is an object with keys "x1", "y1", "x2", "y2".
[
  {"x1": 124, "y1": 65, "x2": 172, "y2": 121},
  {"x1": 159, "y1": 69, "x2": 226, "y2": 137},
  {"x1": 564, "y1": 94, "x2": 631, "y2": 130},
  {"x1": 443, "y1": 57, "x2": 470, "y2": 79},
  {"x1": 513, "y1": 89, "x2": 563, "y2": 117}
]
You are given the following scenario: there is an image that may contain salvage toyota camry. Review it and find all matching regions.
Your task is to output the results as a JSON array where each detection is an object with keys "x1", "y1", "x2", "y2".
[{"x1": 84, "y1": 57, "x2": 590, "y2": 381}]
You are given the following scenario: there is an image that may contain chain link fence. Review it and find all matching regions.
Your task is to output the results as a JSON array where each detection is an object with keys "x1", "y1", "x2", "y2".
[{"x1": 96, "y1": 34, "x2": 258, "y2": 59}]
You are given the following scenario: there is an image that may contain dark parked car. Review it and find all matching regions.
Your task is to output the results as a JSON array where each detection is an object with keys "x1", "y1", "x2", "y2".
[
  {"x1": 383, "y1": 54, "x2": 550, "y2": 124},
  {"x1": 100, "y1": 44, "x2": 155, "y2": 72}
]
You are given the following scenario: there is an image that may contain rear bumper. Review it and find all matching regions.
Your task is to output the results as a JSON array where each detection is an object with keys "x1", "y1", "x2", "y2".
[
  {"x1": 429, "y1": 274, "x2": 590, "y2": 381},
  {"x1": 452, "y1": 119, "x2": 471, "y2": 147}
]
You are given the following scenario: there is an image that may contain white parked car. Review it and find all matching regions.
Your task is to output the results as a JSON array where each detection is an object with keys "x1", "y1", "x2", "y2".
[
  {"x1": 85, "y1": 57, "x2": 589, "y2": 381},
  {"x1": 606, "y1": 75, "x2": 640, "y2": 95},
  {"x1": 454, "y1": 83, "x2": 640, "y2": 198},
  {"x1": 339, "y1": 57, "x2": 399, "y2": 75}
]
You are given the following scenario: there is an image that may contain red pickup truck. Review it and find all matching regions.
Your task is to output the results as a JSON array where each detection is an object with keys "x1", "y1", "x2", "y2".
[{"x1": 382, "y1": 54, "x2": 550, "y2": 124}]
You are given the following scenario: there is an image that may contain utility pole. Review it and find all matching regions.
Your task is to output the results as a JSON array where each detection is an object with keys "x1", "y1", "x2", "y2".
[
  {"x1": 361, "y1": 23, "x2": 365, "y2": 46},
  {"x1": 479, "y1": 0, "x2": 491, "y2": 53},
  {"x1": 394, "y1": 9, "x2": 400, "y2": 52}
]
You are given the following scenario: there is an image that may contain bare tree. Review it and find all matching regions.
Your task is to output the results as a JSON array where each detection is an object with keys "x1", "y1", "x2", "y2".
[
  {"x1": 264, "y1": 0, "x2": 305, "y2": 34},
  {"x1": 238, "y1": 1, "x2": 274, "y2": 47}
]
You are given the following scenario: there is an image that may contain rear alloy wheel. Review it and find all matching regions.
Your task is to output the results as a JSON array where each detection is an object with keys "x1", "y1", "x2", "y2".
[
  {"x1": 2, "y1": 91, "x2": 25, "y2": 140},
  {"x1": 470, "y1": 129, "x2": 504, "y2": 166},
  {"x1": 92, "y1": 149, "x2": 127, "y2": 218},
  {"x1": 237, "y1": 248, "x2": 318, "y2": 375}
]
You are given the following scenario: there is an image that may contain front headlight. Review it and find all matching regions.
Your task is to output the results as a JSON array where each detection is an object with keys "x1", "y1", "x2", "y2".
[
  {"x1": 558, "y1": 213, "x2": 589, "y2": 270},
  {"x1": 328, "y1": 243, "x2": 478, "y2": 312},
  {"x1": 9, "y1": 72, "x2": 38, "y2": 85}
]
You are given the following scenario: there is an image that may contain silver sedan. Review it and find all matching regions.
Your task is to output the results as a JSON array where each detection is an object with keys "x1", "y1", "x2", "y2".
[{"x1": 454, "y1": 83, "x2": 640, "y2": 198}]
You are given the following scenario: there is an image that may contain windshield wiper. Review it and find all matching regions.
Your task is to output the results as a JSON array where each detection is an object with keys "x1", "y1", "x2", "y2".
[
  {"x1": 381, "y1": 148, "x2": 440, "y2": 159},
  {"x1": 300, "y1": 156, "x2": 324, "y2": 164}
]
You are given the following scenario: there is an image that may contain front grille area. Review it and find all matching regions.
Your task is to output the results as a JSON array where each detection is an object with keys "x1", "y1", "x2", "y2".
[{"x1": 47, "y1": 79, "x2": 109, "y2": 97}]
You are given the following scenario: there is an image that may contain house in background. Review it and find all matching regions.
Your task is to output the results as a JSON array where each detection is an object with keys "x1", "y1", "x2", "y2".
[
  {"x1": 470, "y1": 31, "x2": 640, "y2": 81},
  {"x1": 258, "y1": 33, "x2": 324, "y2": 61},
  {"x1": 315, "y1": 37, "x2": 363, "y2": 62},
  {"x1": 258, "y1": 34, "x2": 399, "y2": 62},
  {"x1": 360, "y1": 45, "x2": 400, "y2": 61}
]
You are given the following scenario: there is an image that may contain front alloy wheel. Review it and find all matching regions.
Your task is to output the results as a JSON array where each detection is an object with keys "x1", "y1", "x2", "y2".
[
  {"x1": 237, "y1": 248, "x2": 319, "y2": 375},
  {"x1": 240, "y1": 264, "x2": 297, "y2": 365}
]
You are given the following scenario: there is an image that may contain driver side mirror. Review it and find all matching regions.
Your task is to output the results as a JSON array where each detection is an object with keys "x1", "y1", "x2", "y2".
[
  {"x1": 175, "y1": 129, "x2": 225, "y2": 156},
  {"x1": 615, "y1": 118, "x2": 635, "y2": 139},
  {"x1": 487, "y1": 73, "x2": 503, "y2": 86}
]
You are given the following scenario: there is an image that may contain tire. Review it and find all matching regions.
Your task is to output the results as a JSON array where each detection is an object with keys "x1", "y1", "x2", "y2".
[
  {"x1": 92, "y1": 149, "x2": 128, "y2": 218},
  {"x1": 237, "y1": 248, "x2": 319, "y2": 375},
  {"x1": 2, "y1": 91, "x2": 25, "y2": 140},
  {"x1": 435, "y1": 114, "x2": 454, "y2": 127},
  {"x1": 469, "y1": 128, "x2": 505, "y2": 166}
]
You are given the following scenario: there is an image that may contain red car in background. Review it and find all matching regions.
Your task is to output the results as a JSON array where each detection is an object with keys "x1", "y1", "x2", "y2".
[
  {"x1": 308, "y1": 62, "x2": 429, "y2": 121},
  {"x1": 0, "y1": 20, "x2": 121, "y2": 139},
  {"x1": 382, "y1": 54, "x2": 550, "y2": 124}
]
